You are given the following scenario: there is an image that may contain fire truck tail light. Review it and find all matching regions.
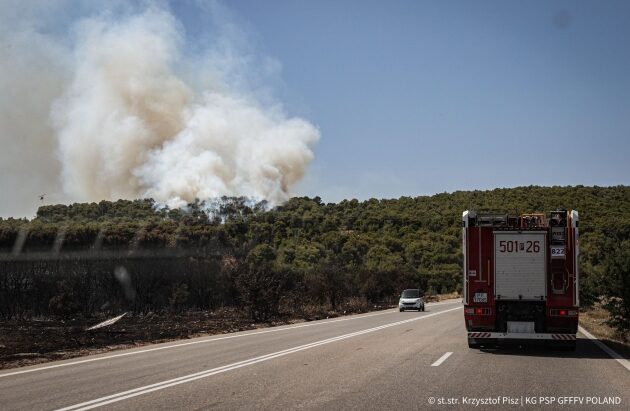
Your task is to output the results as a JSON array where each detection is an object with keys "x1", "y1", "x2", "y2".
[
  {"x1": 465, "y1": 307, "x2": 491, "y2": 315},
  {"x1": 550, "y1": 309, "x2": 577, "y2": 316}
]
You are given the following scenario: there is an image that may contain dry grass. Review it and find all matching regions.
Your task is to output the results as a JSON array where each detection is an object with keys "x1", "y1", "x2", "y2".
[
  {"x1": 580, "y1": 304, "x2": 630, "y2": 359},
  {"x1": 425, "y1": 292, "x2": 461, "y2": 302},
  {"x1": 580, "y1": 304, "x2": 628, "y2": 343}
]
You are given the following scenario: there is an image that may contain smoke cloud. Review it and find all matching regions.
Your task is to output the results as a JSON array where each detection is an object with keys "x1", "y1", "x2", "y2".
[{"x1": 0, "y1": 1, "x2": 319, "y2": 216}]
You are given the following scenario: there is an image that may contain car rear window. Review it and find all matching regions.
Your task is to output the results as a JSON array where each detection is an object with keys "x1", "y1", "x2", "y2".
[{"x1": 402, "y1": 290, "x2": 420, "y2": 298}]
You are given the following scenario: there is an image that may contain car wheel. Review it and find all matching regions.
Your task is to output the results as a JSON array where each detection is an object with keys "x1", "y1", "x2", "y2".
[
  {"x1": 422, "y1": 306, "x2": 425, "y2": 312},
  {"x1": 399, "y1": 308, "x2": 404, "y2": 312}
]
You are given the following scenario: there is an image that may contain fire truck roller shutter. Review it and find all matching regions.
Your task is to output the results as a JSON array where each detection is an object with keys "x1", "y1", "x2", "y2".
[{"x1": 494, "y1": 232, "x2": 547, "y2": 300}]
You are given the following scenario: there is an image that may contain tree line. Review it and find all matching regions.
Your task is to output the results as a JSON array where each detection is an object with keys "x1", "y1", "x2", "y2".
[{"x1": 0, "y1": 186, "x2": 628, "y2": 330}]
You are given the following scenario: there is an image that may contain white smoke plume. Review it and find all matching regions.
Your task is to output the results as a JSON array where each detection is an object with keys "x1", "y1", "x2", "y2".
[{"x1": 0, "y1": 1, "x2": 319, "y2": 216}]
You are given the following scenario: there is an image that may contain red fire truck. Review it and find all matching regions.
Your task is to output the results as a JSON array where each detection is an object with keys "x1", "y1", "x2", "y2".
[{"x1": 462, "y1": 210, "x2": 579, "y2": 349}]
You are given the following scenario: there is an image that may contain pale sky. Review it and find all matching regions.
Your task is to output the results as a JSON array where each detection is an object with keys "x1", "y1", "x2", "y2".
[
  {"x1": 219, "y1": 0, "x2": 630, "y2": 201},
  {"x1": 1, "y1": 0, "x2": 629, "y2": 217}
]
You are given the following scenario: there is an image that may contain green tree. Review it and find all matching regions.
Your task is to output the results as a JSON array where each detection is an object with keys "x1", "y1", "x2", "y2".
[{"x1": 601, "y1": 240, "x2": 630, "y2": 335}]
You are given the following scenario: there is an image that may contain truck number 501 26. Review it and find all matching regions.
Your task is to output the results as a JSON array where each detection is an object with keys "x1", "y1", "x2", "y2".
[{"x1": 499, "y1": 240, "x2": 540, "y2": 253}]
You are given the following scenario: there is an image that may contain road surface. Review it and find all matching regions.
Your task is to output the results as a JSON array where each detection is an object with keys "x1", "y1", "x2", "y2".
[{"x1": 1, "y1": 300, "x2": 628, "y2": 410}]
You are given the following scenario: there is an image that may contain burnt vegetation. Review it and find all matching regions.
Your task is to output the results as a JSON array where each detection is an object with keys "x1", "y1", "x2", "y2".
[{"x1": 0, "y1": 186, "x2": 629, "y2": 333}]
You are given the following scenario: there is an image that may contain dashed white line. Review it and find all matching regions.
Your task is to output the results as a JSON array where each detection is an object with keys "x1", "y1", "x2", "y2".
[
  {"x1": 431, "y1": 351, "x2": 453, "y2": 367},
  {"x1": 56, "y1": 306, "x2": 463, "y2": 411},
  {"x1": 0, "y1": 300, "x2": 461, "y2": 378}
]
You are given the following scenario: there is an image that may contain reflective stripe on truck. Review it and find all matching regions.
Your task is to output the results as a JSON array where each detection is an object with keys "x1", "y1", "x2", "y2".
[{"x1": 467, "y1": 332, "x2": 576, "y2": 340}]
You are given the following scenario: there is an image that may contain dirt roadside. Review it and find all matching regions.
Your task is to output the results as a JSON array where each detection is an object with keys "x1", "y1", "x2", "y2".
[
  {"x1": 0, "y1": 295, "x2": 462, "y2": 371},
  {"x1": 0, "y1": 308, "x2": 262, "y2": 370},
  {"x1": 4, "y1": 298, "x2": 628, "y2": 371},
  {"x1": 579, "y1": 305, "x2": 630, "y2": 359},
  {"x1": 0, "y1": 304, "x2": 400, "y2": 371}
]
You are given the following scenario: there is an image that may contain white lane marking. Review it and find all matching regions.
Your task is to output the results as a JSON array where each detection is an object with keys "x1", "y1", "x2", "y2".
[
  {"x1": 0, "y1": 310, "x2": 393, "y2": 378},
  {"x1": 431, "y1": 352, "x2": 453, "y2": 367},
  {"x1": 3, "y1": 302, "x2": 456, "y2": 378},
  {"x1": 56, "y1": 306, "x2": 463, "y2": 411},
  {"x1": 0, "y1": 300, "x2": 461, "y2": 378},
  {"x1": 578, "y1": 326, "x2": 630, "y2": 372}
]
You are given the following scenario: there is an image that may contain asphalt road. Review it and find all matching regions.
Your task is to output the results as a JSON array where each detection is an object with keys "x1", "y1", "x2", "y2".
[{"x1": 1, "y1": 300, "x2": 629, "y2": 411}]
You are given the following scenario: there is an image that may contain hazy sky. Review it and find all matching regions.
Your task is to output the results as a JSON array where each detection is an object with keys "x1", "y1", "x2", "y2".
[
  {"x1": 1, "y1": 0, "x2": 629, "y2": 217},
  {"x1": 215, "y1": 0, "x2": 630, "y2": 201}
]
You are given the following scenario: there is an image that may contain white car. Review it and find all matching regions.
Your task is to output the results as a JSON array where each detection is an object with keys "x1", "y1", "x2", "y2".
[{"x1": 399, "y1": 289, "x2": 425, "y2": 312}]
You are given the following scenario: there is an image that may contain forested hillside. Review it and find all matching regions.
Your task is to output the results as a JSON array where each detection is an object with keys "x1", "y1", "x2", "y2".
[{"x1": 1, "y1": 186, "x2": 629, "y2": 330}]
